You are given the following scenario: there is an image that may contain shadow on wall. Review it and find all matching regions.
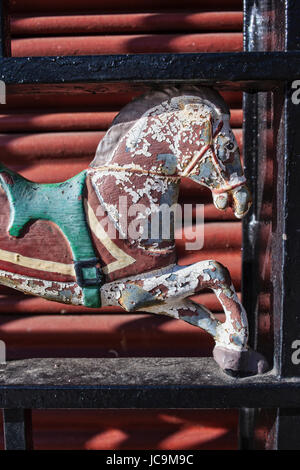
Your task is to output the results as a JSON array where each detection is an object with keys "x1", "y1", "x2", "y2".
[{"x1": 0, "y1": 409, "x2": 239, "y2": 450}]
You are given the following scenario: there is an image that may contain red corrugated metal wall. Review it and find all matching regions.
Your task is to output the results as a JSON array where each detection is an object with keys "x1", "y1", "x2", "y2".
[{"x1": 0, "y1": 0, "x2": 243, "y2": 450}]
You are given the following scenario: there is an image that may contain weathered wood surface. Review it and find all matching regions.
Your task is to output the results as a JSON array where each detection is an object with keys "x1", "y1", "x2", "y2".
[{"x1": 0, "y1": 357, "x2": 299, "y2": 409}]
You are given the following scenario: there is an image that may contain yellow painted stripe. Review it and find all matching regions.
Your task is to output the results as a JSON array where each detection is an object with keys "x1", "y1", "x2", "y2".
[
  {"x1": 85, "y1": 201, "x2": 135, "y2": 274},
  {"x1": 0, "y1": 248, "x2": 75, "y2": 276},
  {"x1": 0, "y1": 201, "x2": 135, "y2": 277}
]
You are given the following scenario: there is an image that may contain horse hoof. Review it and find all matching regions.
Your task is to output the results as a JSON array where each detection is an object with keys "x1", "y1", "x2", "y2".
[{"x1": 213, "y1": 345, "x2": 269, "y2": 377}]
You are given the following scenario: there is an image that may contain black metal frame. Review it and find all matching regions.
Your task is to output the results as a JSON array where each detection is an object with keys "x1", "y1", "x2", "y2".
[
  {"x1": 2, "y1": 52, "x2": 300, "y2": 89},
  {"x1": 240, "y1": 0, "x2": 300, "y2": 449},
  {"x1": 0, "y1": 0, "x2": 300, "y2": 450}
]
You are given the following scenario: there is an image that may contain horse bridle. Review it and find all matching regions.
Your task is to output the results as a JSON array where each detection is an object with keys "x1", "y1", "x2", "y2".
[
  {"x1": 181, "y1": 119, "x2": 246, "y2": 193},
  {"x1": 92, "y1": 118, "x2": 246, "y2": 192}
]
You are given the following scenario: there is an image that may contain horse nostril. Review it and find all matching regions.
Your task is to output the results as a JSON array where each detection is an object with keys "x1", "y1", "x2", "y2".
[
  {"x1": 212, "y1": 192, "x2": 229, "y2": 210},
  {"x1": 231, "y1": 185, "x2": 252, "y2": 218}
]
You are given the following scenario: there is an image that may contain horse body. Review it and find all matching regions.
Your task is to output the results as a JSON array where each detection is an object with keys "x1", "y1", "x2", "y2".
[{"x1": 0, "y1": 86, "x2": 268, "y2": 375}]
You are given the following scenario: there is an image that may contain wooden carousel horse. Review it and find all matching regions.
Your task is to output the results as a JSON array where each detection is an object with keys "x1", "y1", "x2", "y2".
[{"x1": 0, "y1": 86, "x2": 268, "y2": 376}]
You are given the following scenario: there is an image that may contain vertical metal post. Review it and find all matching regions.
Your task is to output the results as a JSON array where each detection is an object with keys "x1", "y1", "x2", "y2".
[
  {"x1": 3, "y1": 409, "x2": 33, "y2": 450},
  {"x1": 241, "y1": 0, "x2": 300, "y2": 449},
  {"x1": 270, "y1": 0, "x2": 300, "y2": 449},
  {"x1": 0, "y1": 0, "x2": 10, "y2": 57},
  {"x1": 240, "y1": 0, "x2": 279, "y2": 449},
  {"x1": 279, "y1": 0, "x2": 300, "y2": 380}
]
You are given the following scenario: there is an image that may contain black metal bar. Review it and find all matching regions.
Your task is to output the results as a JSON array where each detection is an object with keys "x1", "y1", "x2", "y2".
[
  {"x1": 1, "y1": 357, "x2": 300, "y2": 410},
  {"x1": 240, "y1": 408, "x2": 300, "y2": 450},
  {"x1": 264, "y1": 0, "x2": 300, "y2": 449},
  {"x1": 278, "y1": 1, "x2": 300, "y2": 380},
  {"x1": 239, "y1": 408, "x2": 278, "y2": 450},
  {"x1": 0, "y1": 0, "x2": 10, "y2": 57},
  {"x1": 2, "y1": 409, "x2": 33, "y2": 450},
  {"x1": 238, "y1": 408, "x2": 255, "y2": 449},
  {"x1": 0, "y1": 52, "x2": 299, "y2": 90},
  {"x1": 241, "y1": 92, "x2": 259, "y2": 353},
  {"x1": 276, "y1": 409, "x2": 300, "y2": 450},
  {"x1": 241, "y1": 0, "x2": 300, "y2": 450},
  {"x1": 240, "y1": 0, "x2": 286, "y2": 450}
]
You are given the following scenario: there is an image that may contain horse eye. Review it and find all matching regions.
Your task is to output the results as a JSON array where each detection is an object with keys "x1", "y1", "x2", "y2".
[{"x1": 226, "y1": 142, "x2": 235, "y2": 151}]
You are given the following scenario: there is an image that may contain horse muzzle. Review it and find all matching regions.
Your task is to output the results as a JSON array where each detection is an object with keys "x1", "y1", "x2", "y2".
[{"x1": 212, "y1": 184, "x2": 252, "y2": 219}]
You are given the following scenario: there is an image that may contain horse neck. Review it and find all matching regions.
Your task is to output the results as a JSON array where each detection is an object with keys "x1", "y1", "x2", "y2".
[
  {"x1": 88, "y1": 115, "x2": 183, "y2": 248},
  {"x1": 108, "y1": 112, "x2": 184, "y2": 174}
]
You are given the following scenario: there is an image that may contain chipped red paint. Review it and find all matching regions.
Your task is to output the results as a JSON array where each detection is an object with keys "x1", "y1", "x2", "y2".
[{"x1": 0, "y1": 190, "x2": 75, "y2": 282}]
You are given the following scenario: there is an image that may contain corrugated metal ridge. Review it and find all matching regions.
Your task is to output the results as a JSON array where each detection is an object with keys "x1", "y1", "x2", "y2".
[
  {"x1": 11, "y1": 33, "x2": 243, "y2": 56},
  {"x1": 11, "y1": 11, "x2": 243, "y2": 36}
]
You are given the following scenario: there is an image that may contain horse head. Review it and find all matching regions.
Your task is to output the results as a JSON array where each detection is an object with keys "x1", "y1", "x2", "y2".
[
  {"x1": 91, "y1": 86, "x2": 251, "y2": 221},
  {"x1": 174, "y1": 91, "x2": 251, "y2": 219}
]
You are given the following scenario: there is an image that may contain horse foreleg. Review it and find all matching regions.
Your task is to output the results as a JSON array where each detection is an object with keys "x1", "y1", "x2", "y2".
[
  {"x1": 140, "y1": 297, "x2": 220, "y2": 339},
  {"x1": 101, "y1": 261, "x2": 268, "y2": 376},
  {"x1": 202, "y1": 262, "x2": 268, "y2": 376},
  {"x1": 135, "y1": 294, "x2": 266, "y2": 377}
]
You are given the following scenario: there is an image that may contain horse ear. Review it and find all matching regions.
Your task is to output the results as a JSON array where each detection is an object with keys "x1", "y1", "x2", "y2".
[{"x1": 91, "y1": 121, "x2": 134, "y2": 168}]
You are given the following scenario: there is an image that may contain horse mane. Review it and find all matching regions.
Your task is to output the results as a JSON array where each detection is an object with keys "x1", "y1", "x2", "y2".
[{"x1": 90, "y1": 85, "x2": 230, "y2": 168}]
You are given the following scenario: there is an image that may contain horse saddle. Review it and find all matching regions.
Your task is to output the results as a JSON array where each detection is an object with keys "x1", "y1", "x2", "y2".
[{"x1": 0, "y1": 163, "x2": 104, "y2": 308}]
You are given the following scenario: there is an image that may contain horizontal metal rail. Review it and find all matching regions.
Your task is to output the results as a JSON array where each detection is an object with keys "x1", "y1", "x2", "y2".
[
  {"x1": 1, "y1": 357, "x2": 300, "y2": 409},
  {"x1": 0, "y1": 52, "x2": 299, "y2": 92}
]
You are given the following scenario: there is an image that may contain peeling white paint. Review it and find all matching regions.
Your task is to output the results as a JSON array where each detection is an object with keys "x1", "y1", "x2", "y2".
[{"x1": 0, "y1": 269, "x2": 83, "y2": 305}]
